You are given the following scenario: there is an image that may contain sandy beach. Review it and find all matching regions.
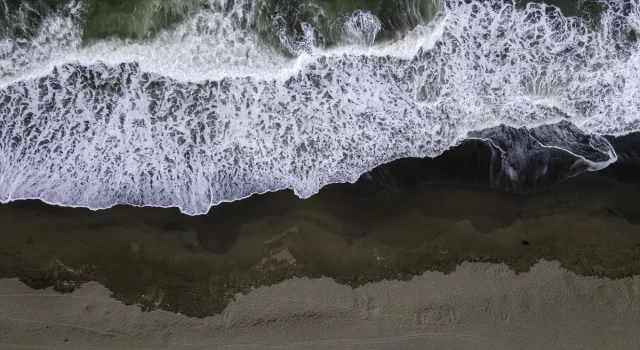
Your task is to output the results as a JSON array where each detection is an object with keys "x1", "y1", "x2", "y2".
[
  {"x1": 0, "y1": 172, "x2": 639, "y2": 348},
  {"x1": 1, "y1": 260, "x2": 640, "y2": 349}
]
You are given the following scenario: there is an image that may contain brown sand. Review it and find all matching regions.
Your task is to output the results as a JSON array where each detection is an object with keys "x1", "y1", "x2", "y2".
[
  {"x1": 0, "y1": 173, "x2": 639, "y2": 347},
  {"x1": 1, "y1": 173, "x2": 640, "y2": 317},
  {"x1": 1, "y1": 260, "x2": 639, "y2": 349}
]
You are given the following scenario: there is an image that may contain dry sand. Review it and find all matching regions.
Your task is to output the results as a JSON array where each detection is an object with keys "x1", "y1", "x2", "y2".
[{"x1": 1, "y1": 260, "x2": 640, "y2": 349}]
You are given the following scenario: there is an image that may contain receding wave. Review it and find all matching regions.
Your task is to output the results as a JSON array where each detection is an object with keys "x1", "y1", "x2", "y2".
[{"x1": 0, "y1": 0, "x2": 638, "y2": 214}]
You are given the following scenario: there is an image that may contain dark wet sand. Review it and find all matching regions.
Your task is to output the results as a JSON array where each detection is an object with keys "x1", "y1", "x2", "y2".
[{"x1": 1, "y1": 171, "x2": 639, "y2": 319}]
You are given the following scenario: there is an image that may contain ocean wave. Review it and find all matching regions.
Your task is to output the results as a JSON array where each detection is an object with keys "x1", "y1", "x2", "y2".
[{"x1": 0, "y1": 0, "x2": 639, "y2": 214}]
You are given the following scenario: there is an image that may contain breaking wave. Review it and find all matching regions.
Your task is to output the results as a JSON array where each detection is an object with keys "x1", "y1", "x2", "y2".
[{"x1": 0, "y1": 0, "x2": 639, "y2": 214}]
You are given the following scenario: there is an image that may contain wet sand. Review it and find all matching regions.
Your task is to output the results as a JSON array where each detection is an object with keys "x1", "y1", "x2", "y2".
[
  {"x1": 0, "y1": 171, "x2": 639, "y2": 311},
  {"x1": 0, "y1": 171, "x2": 640, "y2": 347}
]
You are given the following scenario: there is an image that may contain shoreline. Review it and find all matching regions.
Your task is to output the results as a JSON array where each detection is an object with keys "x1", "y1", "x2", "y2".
[
  {"x1": 1, "y1": 170, "x2": 639, "y2": 318},
  {"x1": 2, "y1": 260, "x2": 640, "y2": 349},
  {"x1": 2, "y1": 124, "x2": 638, "y2": 217}
]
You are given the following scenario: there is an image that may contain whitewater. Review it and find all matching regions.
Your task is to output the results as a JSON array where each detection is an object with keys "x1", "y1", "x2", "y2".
[{"x1": 0, "y1": 0, "x2": 639, "y2": 214}]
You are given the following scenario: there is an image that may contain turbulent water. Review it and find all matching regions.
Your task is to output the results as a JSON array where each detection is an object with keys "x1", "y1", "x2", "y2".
[{"x1": 0, "y1": 0, "x2": 639, "y2": 214}]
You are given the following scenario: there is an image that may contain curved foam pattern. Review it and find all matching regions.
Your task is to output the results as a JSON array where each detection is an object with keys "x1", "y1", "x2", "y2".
[
  {"x1": 363, "y1": 122, "x2": 617, "y2": 194},
  {"x1": 470, "y1": 121, "x2": 617, "y2": 193},
  {"x1": 0, "y1": 0, "x2": 638, "y2": 214}
]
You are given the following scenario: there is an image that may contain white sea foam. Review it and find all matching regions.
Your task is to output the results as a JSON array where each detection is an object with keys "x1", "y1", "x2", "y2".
[
  {"x1": 0, "y1": 0, "x2": 295, "y2": 86},
  {"x1": 342, "y1": 10, "x2": 382, "y2": 46},
  {"x1": 0, "y1": 0, "x2": 638, "y2": 214},
  {"x1": 0, "y1": 0, "x2": 84, "y2": 80}
]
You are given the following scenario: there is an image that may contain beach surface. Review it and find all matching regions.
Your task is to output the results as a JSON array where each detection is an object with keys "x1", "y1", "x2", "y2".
[
  {"x1": 0, "y1": 172, "x2": 640, "y2": 348},
  {"x1": 1, "y1": 260, "x2": 640, "y2": 349}
]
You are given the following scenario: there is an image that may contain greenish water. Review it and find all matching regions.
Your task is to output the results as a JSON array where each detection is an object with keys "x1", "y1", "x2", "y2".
[
  {"x1": 524, "y1": 0, "x2": 605, "y2": 25},
  {"x1": 1, "y1": 0, "x2": 203, "y2": 41},
  {"x1": 1, "y1": 0, "x2": 610, "y2": 48},
  {"x1": 1, "y1": 0, "x2": 62, "y2": 38},
  {"x1": 83, "y1": 0, "x2": 198, "y2": 41},
  {"x1": 254, "y1": 0, "x2": 439, "y2": 52}
]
